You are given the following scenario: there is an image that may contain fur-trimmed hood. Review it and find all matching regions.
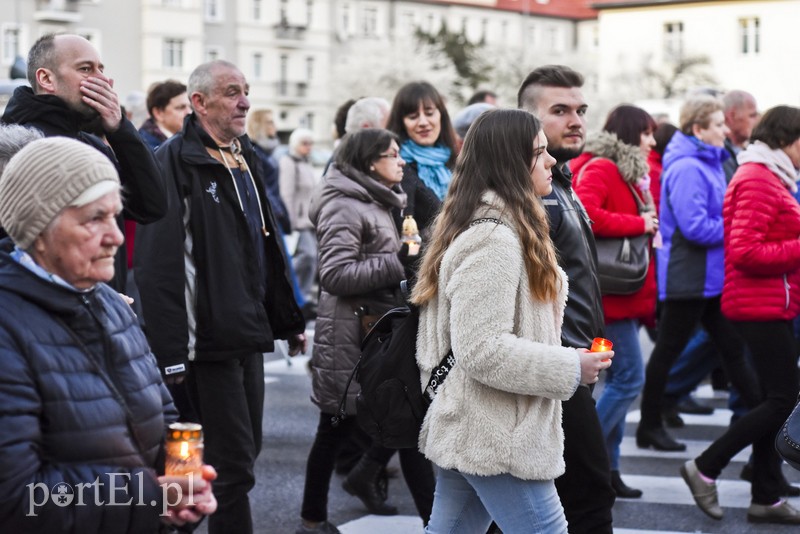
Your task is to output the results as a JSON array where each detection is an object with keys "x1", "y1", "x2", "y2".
[{"x1": 581, "y1": 131, "x2": 649, "y2": 185}]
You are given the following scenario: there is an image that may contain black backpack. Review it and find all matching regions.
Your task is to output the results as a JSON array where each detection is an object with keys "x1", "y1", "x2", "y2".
[{"x1": 332, "y1": 298, "x2": 454, "y2": 450}]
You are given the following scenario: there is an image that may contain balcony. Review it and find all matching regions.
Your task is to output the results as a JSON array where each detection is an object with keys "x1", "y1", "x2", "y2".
[
  {"x1": 274, "y1": 21, "x2": 307, "y2": 46},
  {"x1": 34, "y1": 0, "x2": 82, "y2": 23},
  {"x1": 274, "y1": 81, "x2": 309, "y2": 104}
]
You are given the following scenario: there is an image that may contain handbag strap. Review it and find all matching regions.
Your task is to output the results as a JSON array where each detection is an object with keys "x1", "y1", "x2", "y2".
[{"x1": 423, "y1": 217, "x2": 506, "y2": 404}]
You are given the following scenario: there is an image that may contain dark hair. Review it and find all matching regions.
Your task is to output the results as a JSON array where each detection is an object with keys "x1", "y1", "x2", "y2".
[
  {"x1": 517, "y1": 64, "x2": 584, "y2": 110},
  {"x1": 467, "y1": 90, "x2": 496, "y2": 105},
  {"x1": 334, "y1": 98, "x2": 359, "y2": 139},
  {"x1": 653, "y1": 122, "x2": 678, "y2": 156},
  {"x1": 386, "y1": 81, "x2": 457, "y2": 166},
  {"x1": 146, "y1": 80, "x2": 187, "y2": 117},
  {"x1": 335, "y1": 128, "x2": 399, "y2": 175},
  {"x1": 602, "y1": 105, "x2": 657, "y2": 147},
  {"x1": 413, "y1": 109, "x2": 559, "y2": 304},
  {"x1": 27, "y1": 33, "x2": 59, "y2": 89},
  {"x1": 751, "y1": 106, "x2": 800, "y2": 149}
]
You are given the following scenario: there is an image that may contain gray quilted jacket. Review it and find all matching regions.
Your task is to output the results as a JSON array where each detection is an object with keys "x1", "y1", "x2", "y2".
[{"x1": 308, "y1": 164, "x2": 407, "y2": 414}]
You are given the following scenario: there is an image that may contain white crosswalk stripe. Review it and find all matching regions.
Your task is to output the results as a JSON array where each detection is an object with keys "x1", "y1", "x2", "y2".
[{"x1": 331, "y1": 385, "x2": 799, "y2": 533}]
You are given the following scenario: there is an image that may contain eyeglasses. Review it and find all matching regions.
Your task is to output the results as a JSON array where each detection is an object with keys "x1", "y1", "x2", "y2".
[{"x1": 377, "y1": 152, "x2": 400, "y2": 160}]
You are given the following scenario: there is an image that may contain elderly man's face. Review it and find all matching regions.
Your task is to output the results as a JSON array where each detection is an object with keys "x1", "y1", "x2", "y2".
[
  {"x1": 33, "y1": 190, "x2": 123, "y2": 289},
  {"x1": 193, "y1": 65, "x2": 250, "y2": 144}
]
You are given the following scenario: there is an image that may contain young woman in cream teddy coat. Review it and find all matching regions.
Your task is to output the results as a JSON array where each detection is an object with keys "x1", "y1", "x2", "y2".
[{"x1": 412, "y1": 109, "x2": 612, "y2": 534}]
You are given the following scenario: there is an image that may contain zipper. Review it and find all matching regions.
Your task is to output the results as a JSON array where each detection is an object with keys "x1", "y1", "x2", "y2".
[{"x1": 784, "y1": 274, "x2": 791, "y2": 310}]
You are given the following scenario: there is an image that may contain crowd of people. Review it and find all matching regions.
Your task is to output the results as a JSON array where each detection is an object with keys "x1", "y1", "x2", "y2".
[{"x1": 0, "y1": 31, "x2": 799, "y2": 534}]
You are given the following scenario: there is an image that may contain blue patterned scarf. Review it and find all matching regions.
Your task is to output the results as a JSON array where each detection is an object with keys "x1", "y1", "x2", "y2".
[{"x1": 400, "y1": 140, "x2": 452, "y2": 200}]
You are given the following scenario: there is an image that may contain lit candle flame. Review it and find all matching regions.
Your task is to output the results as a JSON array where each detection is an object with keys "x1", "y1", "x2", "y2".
[{"x1": 179, "y1": 441, "x2": 189, "y2": 460}]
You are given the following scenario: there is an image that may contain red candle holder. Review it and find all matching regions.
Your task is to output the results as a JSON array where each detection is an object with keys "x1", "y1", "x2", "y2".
[
  {"x1": 591, "y1": 337, "x2": 613, "y2": 352},
  {"x1": 591, "y1": 337, "x2": 613, "y2": 362}
]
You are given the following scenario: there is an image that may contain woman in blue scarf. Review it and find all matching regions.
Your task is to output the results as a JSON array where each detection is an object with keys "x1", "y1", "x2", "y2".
[{"x1": 387, "y1": 82, "x2": 458, "y2": 234}]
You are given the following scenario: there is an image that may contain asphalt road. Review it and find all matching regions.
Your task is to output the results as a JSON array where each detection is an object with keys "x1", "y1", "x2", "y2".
[{"x1": 193, "y1": 327, "x2": 800, "y2": 534}]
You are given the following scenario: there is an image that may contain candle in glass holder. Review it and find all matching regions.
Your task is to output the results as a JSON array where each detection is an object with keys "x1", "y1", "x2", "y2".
[
  {"x1": 590, "y1": 337, "x2": 613, "y2": 352},
  {"x1": 165, "y1": 423, "x2": 203, "y2": 476},
  {"x1": 591, "y1": 337, "x2": 613, "y2": 362}
]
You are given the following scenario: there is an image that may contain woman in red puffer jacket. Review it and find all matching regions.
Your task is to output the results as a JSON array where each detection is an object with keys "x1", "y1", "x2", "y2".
[
  {"x1": 572, "y1": 105, "x2": 659, "y2": 499},
  {"x1": 681, "y1": 106, "x2": 800, "y2": 524}
]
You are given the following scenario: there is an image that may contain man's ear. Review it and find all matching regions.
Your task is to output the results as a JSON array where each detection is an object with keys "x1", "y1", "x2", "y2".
[
  {"x1": 151, "y1": 106, "x2": 165, "y2": 123},
  {"x1": 34, "y1": 68, "x2": 56, "y2": 94},
  {"x1": 190, "y1": 92, "x2": 206, "y2": 116}
]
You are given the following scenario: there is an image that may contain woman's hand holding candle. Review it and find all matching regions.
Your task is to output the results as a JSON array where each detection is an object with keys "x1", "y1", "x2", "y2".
[{"x1": 576, "y1": 348, "x2": 614, "y2": 385}]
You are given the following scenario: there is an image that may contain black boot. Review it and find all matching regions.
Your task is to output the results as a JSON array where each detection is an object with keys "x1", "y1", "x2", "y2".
[
  {"x1": 636, "y1": 426, "x2": 686, "y2": 451},
  {"x1": 611, "y1": 470, "x2": 643, "y2": 499},
  {"x1": 342, "y1": 456, "x2": 398, "y2": 515}
]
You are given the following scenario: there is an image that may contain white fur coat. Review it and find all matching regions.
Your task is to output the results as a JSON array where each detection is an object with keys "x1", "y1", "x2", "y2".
[{"x1": 416, "y1": 191, "x2": 581, "y2": 481}]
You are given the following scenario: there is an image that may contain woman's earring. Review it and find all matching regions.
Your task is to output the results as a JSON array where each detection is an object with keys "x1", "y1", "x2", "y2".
[{"x1": 370, "y1": 166, "x2": 375, "y2": 171}]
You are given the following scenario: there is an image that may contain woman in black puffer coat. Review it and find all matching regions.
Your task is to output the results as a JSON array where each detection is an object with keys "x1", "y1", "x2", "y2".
[{"x1": 0, "y1": 138, "x2": 216, "y2": 533}]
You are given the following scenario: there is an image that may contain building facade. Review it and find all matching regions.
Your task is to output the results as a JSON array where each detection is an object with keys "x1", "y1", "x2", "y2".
[
  {"x1": 1, "y1": 0, "x2": 598, "y2": 142},
  {"x1": 593, "y1": 0, "x2": 800, "y2": 112}
]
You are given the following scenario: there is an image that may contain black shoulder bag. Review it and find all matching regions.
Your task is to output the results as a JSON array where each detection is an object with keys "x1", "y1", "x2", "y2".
[{"x1": 576, "y1": 157, "x2": 651, "y2": 296}]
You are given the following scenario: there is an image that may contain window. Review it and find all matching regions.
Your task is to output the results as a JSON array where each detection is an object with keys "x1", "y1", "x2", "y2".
[
  {"x1": 253, "y1": 52, "x2": 263, "y2": 80},
  {"x1": 664, "y1": 21, "x2": 684, "y2": 59},
  {"x1": 205, "y1": 45, "x2": 223, "y2": 62},
  {"x1": 304, "y1": 112, "x2": 314, "y2": 130},
  {"x1": 527, "y1": 23, "x2": 537, "y2": 48},
  {"x1": 545, "y1": 25, "x2": 563, "y2": 53},
  {"x1": 205, "y1": 0, "x2": 223, "y2": 22},
  {"x1": 401, "y1": 12, "x2": 414, "y2": 34},
  {"x1": 305, "y1": 56, "x2": 314, "y2": 80},
  {"x1": 252, "y1": 0, "x2": 262, "y2": 20},
  {"x1": 341, "y1": 4, "x2": 350, "y2": 34},
  {"x1": 278, "y1": 53, "x2": 288, "y2": 95},
  {"x1": 2, "y1": 25, "x2": 21, "y2": 66},
  {"x1": 75, "y1": 28, "x2": 101, "y2": 52},
  {"x1": 740, "y1": 17, "x2": 760, "y2": 55},
  {"x1": 426, "y1": 14, "x2": 435, "y2": 33},
  {"x1": 280, "y1": 0, "x2": 288, "y2": 25},
  {"x1": 362, "y1": 6, "x2": 377, "y2": 37},
  {"x1": 163, "y1": 38, "x2": 184, "y2": 69},
  {"x1": 481, "y1": 18, "x2": 488, "y2": 41},
  {"x1": 306, "y1": 0, "x2": 313, "y2": 27}
]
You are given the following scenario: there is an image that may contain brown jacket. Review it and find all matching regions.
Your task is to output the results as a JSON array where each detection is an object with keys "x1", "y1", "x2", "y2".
[{"x1": 308, "y1": 165, "x2": 407, "y2": 414}]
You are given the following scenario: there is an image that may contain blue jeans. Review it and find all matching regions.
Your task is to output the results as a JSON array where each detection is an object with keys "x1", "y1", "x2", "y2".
[
  {"x1": 280, "y1": 232, "x2": 305, "y2": 307},
  {"x1": 426, "y1": 467, "x2": 568, "y2": 534},
  {"x1": 595, "y1": 319, "x2": 645, "y2": 470},
  {"x1": 293, "y1": 228, "x2": 318, "y2": 303}
]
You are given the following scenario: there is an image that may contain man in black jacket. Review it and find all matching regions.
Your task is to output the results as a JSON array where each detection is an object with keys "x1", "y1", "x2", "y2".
[
  {"x1": 1, "y1": 33, "x2": 165, "y2": 292},
  {"x1": 134, "y1": 60, "x2": 306, "y2": 534},
  {"x1": 518, "y1": 65, "x2": 616, "y2": 534}
]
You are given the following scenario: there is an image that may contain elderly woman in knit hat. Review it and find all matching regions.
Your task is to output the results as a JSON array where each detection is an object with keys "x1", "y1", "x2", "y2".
[{"x1": 0, "y1": 137, "x2": 217, "y2": 532}]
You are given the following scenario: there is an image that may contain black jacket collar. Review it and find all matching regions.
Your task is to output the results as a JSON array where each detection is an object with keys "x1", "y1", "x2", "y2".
[{"x1": 2, "y1": 86, "x2": 96, "y2": 137}]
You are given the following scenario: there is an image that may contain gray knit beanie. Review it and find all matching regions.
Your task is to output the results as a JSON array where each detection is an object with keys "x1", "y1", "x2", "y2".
[{"x1": 0, "y1": 137, "x2": 120, "y2": 249}]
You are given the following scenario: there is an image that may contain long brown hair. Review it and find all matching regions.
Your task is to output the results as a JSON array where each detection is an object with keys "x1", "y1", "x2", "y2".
[{"x1": 412, "y1": 109, "x2": 560, "y2": 305}]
